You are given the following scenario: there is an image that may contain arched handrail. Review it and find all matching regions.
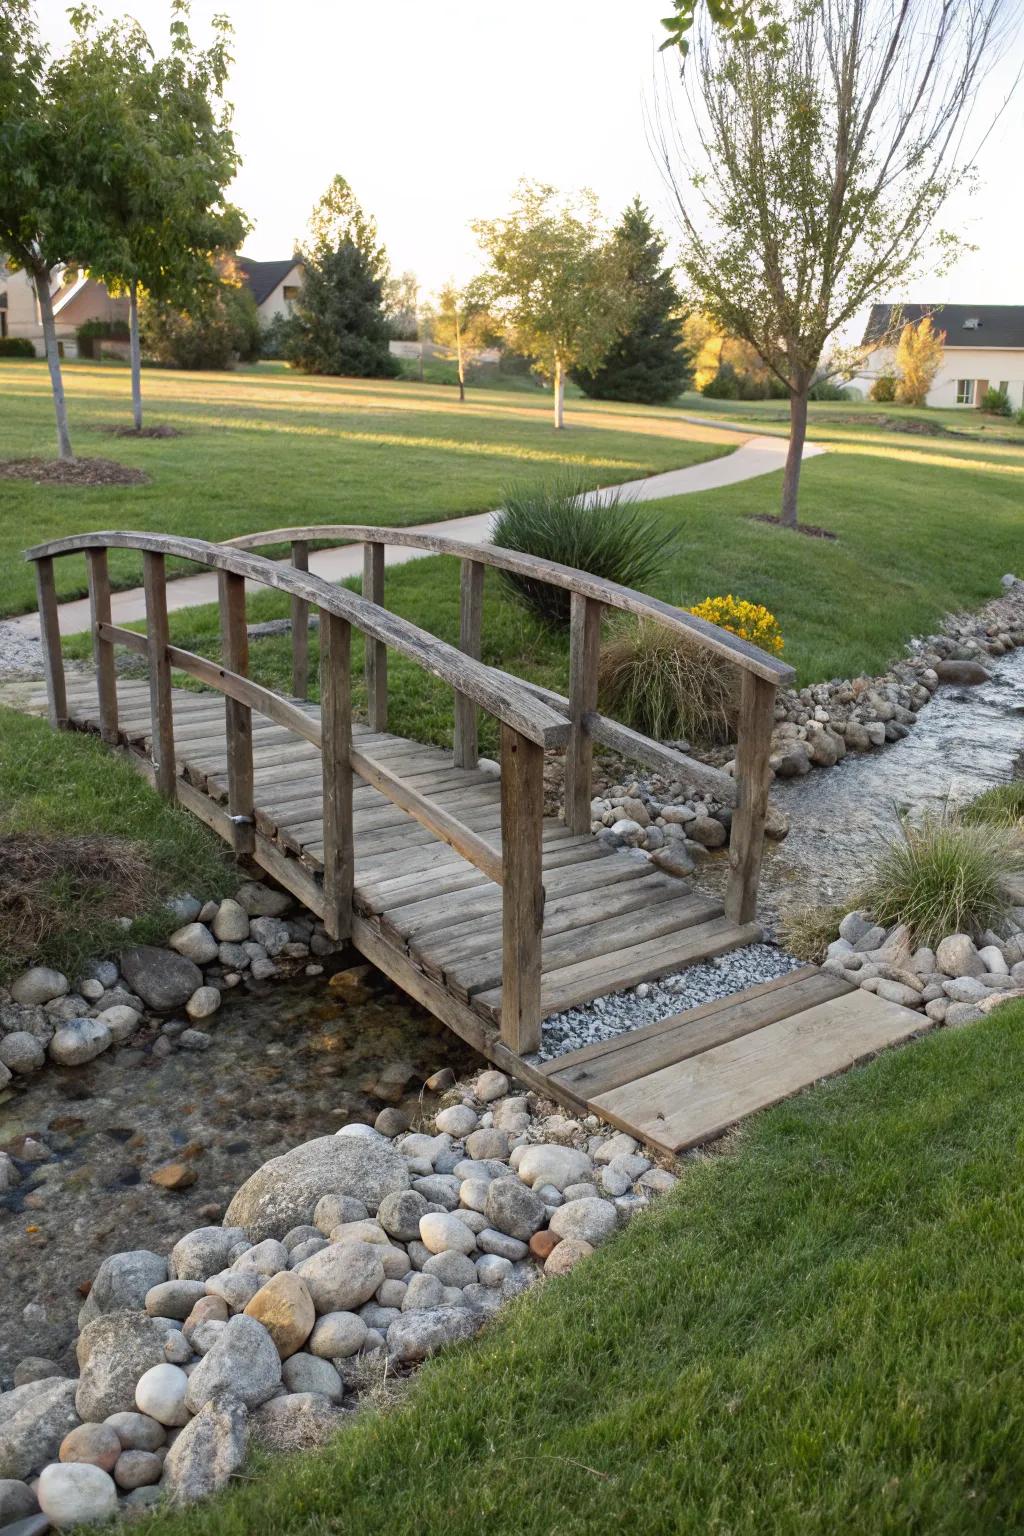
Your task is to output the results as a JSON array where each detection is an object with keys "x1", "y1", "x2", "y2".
[{"x1": 223, "y1": 523, "x2": 795, "y2": 686}]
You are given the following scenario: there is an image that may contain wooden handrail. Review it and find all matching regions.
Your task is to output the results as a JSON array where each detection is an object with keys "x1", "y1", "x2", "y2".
[
  {"x1": 23, "y1": 531, "x2": 569, "y2": 749},
  {"x1": 220, "y1": 523, "x2": 795, "y2": 685}
]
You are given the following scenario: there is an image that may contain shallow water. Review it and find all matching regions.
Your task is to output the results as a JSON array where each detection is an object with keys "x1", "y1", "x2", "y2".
[
  {"x1": 762, "y1": 646, "x2": 1024, "y2": 921},
  {"x1": 0, "y1": 971, "x2": 478, "y2": 1380}
]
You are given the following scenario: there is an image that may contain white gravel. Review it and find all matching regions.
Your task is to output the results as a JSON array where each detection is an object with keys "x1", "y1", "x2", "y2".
[
  {"x1": 528, "y1": 942, "x2": 802, "y2": 1063},
  {"x1": 0, "y1": 620, "x2": 46, "y2": 679}
]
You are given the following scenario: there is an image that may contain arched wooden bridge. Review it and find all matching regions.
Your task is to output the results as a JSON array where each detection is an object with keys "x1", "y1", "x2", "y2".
[{"x1": 20, "y1": 527, "x2": 924, "y2": 1149}]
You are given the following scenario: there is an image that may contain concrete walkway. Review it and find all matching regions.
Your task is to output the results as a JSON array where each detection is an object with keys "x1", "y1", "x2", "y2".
[{"x1": 13, "y1": 434, "x2": 823, "y2": 639}]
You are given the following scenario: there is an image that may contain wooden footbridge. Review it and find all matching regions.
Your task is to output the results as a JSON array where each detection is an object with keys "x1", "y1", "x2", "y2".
[{"x1": 20, "y1": 526, "x2": 925, "y2": 1149}]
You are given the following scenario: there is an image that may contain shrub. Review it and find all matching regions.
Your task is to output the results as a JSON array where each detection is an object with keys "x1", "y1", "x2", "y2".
[
  {"x1": 491, "y1": 474, "x2": 677, "y2": 628},
  {"x1": 1016, "y1": 407, "x2": 1024, "y2": 428},
  {"x1": 701, "y1": 363, "x2": 741, "y2": 399},
  {"x1": 598, "y1": 617, "x2": 739, "y2": 744},
  {"x1": 962, "y1": 781, "x2": 1024, "y2": 827},
  {"x1": 259, "y1": 312, "x2": 297, "y2": 360},
  {"x1": 0, "y1": 336, "x2": 36, "y2": 358},
  {"x1": 140, "y1": 276, "x2": 261, "y2": 371},
  {"x1": 76, "y1": 318, "x2": 130, "y2": 358},
  {"x1": 981, "y1": 385, "x2": 1011, "y2": 417},
  {"x1": 687, "y1": 595, "x2": 784, "y2": 654},
  {"x1": 856, "y1": 813, "x2": 1024, "y2": 948},
  {"x1": 809, "y1": 377, "x2": 853, "y2": 401},
  {"x1": 869, "y1": 373, "x2": 897, "y2": 402}
]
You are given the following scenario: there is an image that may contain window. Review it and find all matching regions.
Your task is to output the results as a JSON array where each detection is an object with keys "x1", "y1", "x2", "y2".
[
  {"x1": 962, "y1": 317, "x2": 981, "y2": 330},
  {"x1": 282, "y1": 285, "x2": 300, "y2": 303},
  {"x1": 999, "y1": 380, "x2": 1009, "y2": 393},
  {"x1": 955, "y1": 378, "x2": 975, "y2": 405}
]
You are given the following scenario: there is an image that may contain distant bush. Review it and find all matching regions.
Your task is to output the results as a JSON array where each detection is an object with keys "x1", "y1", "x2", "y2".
[
  {"x1": 809, "y1": 377, "x2": 853, "y2": 401},
  {"x1": 981, "y1": 386, "x2": 1011, "y2": 417},
  {"x1": 141, "y1": 277, "x2": 261, "y2": 371},
  {"x1": 1017, "y1": 407, "x2": 1024, "y2": 428},
  {"x1": 701, "y1": 363, "x2": 741, "y2": 399},
  {"x1": 76, "y1": 319, "x2": 130, "y2": 358},
  {"x1": 0, "y1": 337, "x2": 35, "y2": 358},
  {"x1": 856, "y1": 814, "x2": 1024, "y2": 947},
  {"x1": 491, "y1": 474, "x2": 677, "y2": 628},
  {"x1": 259, "y1": 312, "x2": 296, "y2": 361},
  {"x1": 869, "y1": 374, "x2": 897, "y2": 402},
  {"x1": 598, "y1": 616, "x2": 739, "y2": 745}
]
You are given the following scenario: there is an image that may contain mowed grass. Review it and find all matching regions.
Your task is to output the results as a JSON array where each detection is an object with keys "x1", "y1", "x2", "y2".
[
  {"x1": 0, "y1": 360, "x2": 734, "y2": 616},
  {"x1": 145, "y1": 1004, "x2": 1024, "y2": 1536}
]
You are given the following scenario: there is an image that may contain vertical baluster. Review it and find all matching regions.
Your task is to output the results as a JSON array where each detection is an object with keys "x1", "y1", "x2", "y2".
[
  {"x1": 290, "y1": 540, "x2": 310, "y2": 700},
  {"x1": 34, "y1": 554, "x2": 68, "y2": 730},
  {"x1": 453, "y1": 557, "x2": 484, "y2": 769},
  {"x1": 499, "y1": 723, "x2": 544, "y2": 1052},
  {"x1": 724, "y1": 671, "x2": 777, "y2": 925},
  {"x1": 564, "y1": 591, "x2": 602, "y2": 833},
  {"x1": 362, "y1": 541, "x2": 388, "y2": 731},
  {"x1": 320, "y1": 610, "x2": 354, "y2": 940},
  {"x1": 142, "y1": 550, "x2": 176, "y2": 798},
  {"x1": 86, "y1": 548, "x2": 118, "y2": 744},
  {"x1": 219, "y1": 570, "x2": 255, "y2": 856}
]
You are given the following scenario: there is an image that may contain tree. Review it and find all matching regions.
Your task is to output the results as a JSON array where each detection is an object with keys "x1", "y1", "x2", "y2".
[
  {"x1": 287, "y1": 176, "x2": 399, "y2": 378},
  {"x1": 424, "y1": 281, "x2": 492, "y2": 402},
  {"x1": 383, "y1": 270, "x2": 420, "y2": 340},
  {"x1": 660, "y1": 0, "x2": 782, "y2": 55},
  {"x1": 572, "y1": 198, "x2": 689, "y2": 404},
  {"x1": 139, "y1": 257, "x2": 260, "y2": 370},
  {"x1": 895, "y1": 316, "x2": 946, "y2": 407},
  {"x1": 50, "y1": 2, "x2": 247, "y2": 431},
  {"x1": 652, "y1": 0, "x2": 1017, "y2": 526},
  {"x1": 474, "y1": 181, "x2": 632, "y2": 429}
]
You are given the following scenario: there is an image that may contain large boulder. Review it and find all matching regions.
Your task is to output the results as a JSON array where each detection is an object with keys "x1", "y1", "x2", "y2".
[
  {"x1": 386, "y1": 1309, "x2": 480, "y2": 1364},
  {"x1": 295, "y1": 1243, "x2": 384, "y2": 1313},
  {"x1": 225, "y1": 1135, "x2": 410, "y2": 1241},
  {"x1": 169, "y1": 1226, "x2": 247, "y2": 1282},
  {"x1": 515, "y1": 1144, "x2": 593, "y2": 1193},
  {"x1": 0, "y1": 1378, "x2": 80, "y2": 1480},
  {"x1": 162, "y1": 1396, "x2": 248, "y2": 1506},
  {"x1": 119, "y1": 945, "x2": 202, "y2": 1012},
  {"x1": 183, "y1": 1316, "x2": 281, "y2": 1414},
  {"x1": 78, "y1": 1250, "x2": 168, "y2": 1330},
  {"x1": 75, "y1": 1313, "x2": 167, "y2": 1421}
]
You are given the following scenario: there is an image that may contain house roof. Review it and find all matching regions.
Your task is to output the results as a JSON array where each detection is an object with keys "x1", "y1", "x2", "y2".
[
  {"x1": 862, "y1": 303, "x2": 1024, "y2": 350},
  {"x1": 236, "y1": 257, "x2": 302, "y2": 306}
]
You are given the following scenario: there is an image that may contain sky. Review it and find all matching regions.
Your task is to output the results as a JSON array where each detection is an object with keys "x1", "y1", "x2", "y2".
[{"x1": 33, "y1": 0, "x2": 1024, "y2": 331}]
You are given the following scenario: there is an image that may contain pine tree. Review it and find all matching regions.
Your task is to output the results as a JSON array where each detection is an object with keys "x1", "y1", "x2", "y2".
[
  {"x1": 287, "y1": 176, "x2": 399, "y2": 379},
  {"x1": 573, "y1": 199, "x2": 688, "y2": 404}
]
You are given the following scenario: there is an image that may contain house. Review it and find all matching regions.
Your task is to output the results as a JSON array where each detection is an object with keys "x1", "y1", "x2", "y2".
[
  {"x1": 0, "y1": 262, "x2": 128, "y2": 358},
  {"x1": 236, "y1": 256, "x2": 304, "y2": 323},
  {"x1": 861, "y1": 303, "x2": 1024, "y2": 410}
]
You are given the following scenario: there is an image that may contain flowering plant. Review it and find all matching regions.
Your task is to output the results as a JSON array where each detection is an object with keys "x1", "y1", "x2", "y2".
[{"x1": 687, "y1": 595, "x2": 784, "y2": 654}]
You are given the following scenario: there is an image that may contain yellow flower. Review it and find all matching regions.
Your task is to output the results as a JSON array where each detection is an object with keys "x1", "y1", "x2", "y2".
[{"x1": 687, "y1": 595, "x2": 784, "y2": 654}]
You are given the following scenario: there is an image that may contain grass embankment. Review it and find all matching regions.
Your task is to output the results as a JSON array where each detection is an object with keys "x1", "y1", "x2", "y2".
[
  {"x1": 0, "y1": 707, "x2": 233, "y2": 983},
  {"x1": 0, "y1": 360, "x2": 733, "y2": 617},
  {"x1": 145, "y1": 1004, "x2": 1024, "y2": 1536}
]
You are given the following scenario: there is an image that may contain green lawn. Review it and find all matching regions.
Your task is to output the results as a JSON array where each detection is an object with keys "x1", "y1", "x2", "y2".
[
  {"x1": 0, "y1": 360, "x2": 734, "y2": 617},
  {"x1": 143, "y1": 1003, "x2": 1024, "y2": 1536}
]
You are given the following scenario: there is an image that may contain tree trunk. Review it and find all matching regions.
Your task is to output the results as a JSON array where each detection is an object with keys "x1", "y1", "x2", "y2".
[
  {"x1": 418, "y1": 340, "x2": 425, "y2": 382},
  {"x1": 553, "y1": 358, "x2": 565, "y2": 430},
  {"x1": 781, "y1": 386, "x2": 808, "y2": 527},
  {"x1": 456, "y1": 315, "x2": 465, "y2": 402},
  {"x1": 129, "y1": 279, "x2": 143, "y2": 431},
  {"x1": 32, "y1": 267, "x2": 74, "y2": 462}
]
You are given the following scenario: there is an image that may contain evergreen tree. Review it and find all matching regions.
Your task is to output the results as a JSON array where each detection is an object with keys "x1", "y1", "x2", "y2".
[
  {"x1": 287, "y1": 176, "x2": 399, "y2": 378},
  {"x1": 573, "y1": 199, "x2": 688, "y2": 404}
]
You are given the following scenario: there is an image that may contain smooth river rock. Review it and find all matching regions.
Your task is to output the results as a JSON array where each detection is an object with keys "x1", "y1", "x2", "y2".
[
  {"x1": 226, "y1": 1134, "x2": 411, "y2": 1240},
  {"x1": 119, "y1": 945, "x2": 203, "y2": 1011}
]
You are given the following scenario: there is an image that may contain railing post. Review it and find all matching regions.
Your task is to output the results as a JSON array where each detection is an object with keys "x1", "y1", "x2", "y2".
[
  {"x1": 362, "y1": 541, "x2": 388, "y2": 731},
  {"x1": 219, "y1": 570, "x2": 255, "y2": 857},
  {"x1": 34, "y1": 555, "x2": 68, "y2": 730},
  {"x1": 86, "y1": 548, "x2": 118, "y2": 744},
  {"x1": 564, "y1": 591, "x2": 602, "y2": 833},
  {"x1": 453, "y1": 557, "x2": 484, "y2": 769},
  {"x1": 142, "y1": 550, "x2": 176, "y2": 799},
  {"x1": 500, "y1": 723, "x2": 544, "y2": 1053},
  {"x1": 724, "y1": 671, "x2": 777, "y2": 925},
  {"x1": 290, "y1": 540, "x2": 310, "y2": 701},
  {"x1": 320, "y1": 610, "x2": 354, "y2": 941}
]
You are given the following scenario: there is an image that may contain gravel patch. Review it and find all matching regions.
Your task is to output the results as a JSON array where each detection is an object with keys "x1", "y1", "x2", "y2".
[
  {"x1": 0, "y1": 622, "x2": 47, "y2": 679},
  {"x1": 528, "y1": 942, "x2": 802, "y2": 1064}
]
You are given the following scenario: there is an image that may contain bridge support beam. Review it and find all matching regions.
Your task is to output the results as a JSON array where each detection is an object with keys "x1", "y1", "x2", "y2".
[
  {"x1": 321, "y1": 611, "x2": 354, "y2": 941},
  {"x1": 500, "y1": 724, "x2": 544, "y2": 1054}
]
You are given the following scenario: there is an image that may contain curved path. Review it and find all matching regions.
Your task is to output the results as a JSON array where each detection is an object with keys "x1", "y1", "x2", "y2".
[{"x1": 10, "y1": 433, "x2": 823, "y2": 639}]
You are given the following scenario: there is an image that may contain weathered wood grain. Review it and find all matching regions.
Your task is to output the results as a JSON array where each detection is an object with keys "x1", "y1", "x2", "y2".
[
  {"x1": 142, "y1": 551, "x2": 176, "y2": 798},
  {"x1": 499, "y1": 725, "x2": 544, "y2": 1053},
  {"x1": 86, "y1": 549, "x2": 118, "y2": 743}
]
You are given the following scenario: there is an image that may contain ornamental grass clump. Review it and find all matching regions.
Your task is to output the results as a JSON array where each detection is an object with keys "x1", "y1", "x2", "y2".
[
  {"x1": 598, "y1": 617, "x2": 739, "y2": 745},
  {"x1": 962, "y1": 781, "x2": 1024, "y2": 827},
  {"x1": 856, "y1": 814, "x2": 1024, "y2": 949},
  {"x1": 491, "y1": 473, "x2": 677, "y2": 627}
]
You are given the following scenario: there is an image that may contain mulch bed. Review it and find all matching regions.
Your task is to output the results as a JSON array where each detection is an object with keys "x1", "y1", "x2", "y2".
[
  {"x1": 750, "y1": 513, "x2": 838, "y2": 540},
  {"x1": 99, "y1": 424, "x2": 184, "y2": 439},
  {"x1": 0, "y1": 457, "x2": 150, "y2": 487}
]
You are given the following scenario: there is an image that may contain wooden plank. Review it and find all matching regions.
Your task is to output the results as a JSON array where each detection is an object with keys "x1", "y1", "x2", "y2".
[
  {"x1": 545, "y1": 969, "x2": 851, "y2": 1101},
  {"x1": 142, "y1": 551, "x2": 176, "y2": 798},
  {"x1": 564, "y1": 592, "x2": 602, "y2": 833},
  {"x1": 165, "y1": 646, "x2": 324, "y2": 749},
  {"x1": 320, "y1": 612, "x2": 354, "y2": 940},
  {"x1": 499, "y1": 725, "x2": 544, "y2": 1054},
  {"x1": 363, "y1": 540, "x2": 388, "y2": 731},
  {"x1": 290, "y1": 539, "x2": 310, "y2": 701},
  {"x1": 97, "y1": 620, "x2": 148, "y2": 656},
  {"x1": 585, "y1": 712, "x2": 737, "y2": 806},
  {"x1": 453, "y1": 557, "x2": 484, "y2": 769},
  {"x1": 474, "y1": 916, "x2": 762, "y2": 1024},
  {"x1": 34, "y1": 555, "x2": 68, "y2": 729},
  {"x1": 591, "y1": 988, "x2": 930, "y2": 1154},
  {"x1": 86, "y1": 549, "x2": 118, "y2": 744},
  {"x1": 219, "y1": 570, "x2": 255, "y2": 856},
  {"x1": 724, "y1": 672, "x2": 776, "y2": 924}
]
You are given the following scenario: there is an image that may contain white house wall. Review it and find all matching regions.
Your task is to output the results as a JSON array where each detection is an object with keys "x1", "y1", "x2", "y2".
[{"x1": 864, "y1": 344, "x2": 1024, "y2": 409}]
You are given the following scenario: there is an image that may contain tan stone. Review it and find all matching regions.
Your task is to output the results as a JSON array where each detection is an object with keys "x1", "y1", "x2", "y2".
[
  {"x1": 544, "y1": 1238, "x2": 594, "y2": 1277},
  {"x1": 183, "y1": 1294, "x2": 228, "y2": 1341},
  {"x1": 529, "y1": 1229, "x2": 561, "y2": 1262},
  {"x1": 150, "y1": 1161, "x2": 197, "y2": 1191},
  {"x1": 244, "y1": 1270, "x2": 315, "y2": 1359},
  {"x1": 59, "y1": 1421, "x2": 122, "y2": 1473}
]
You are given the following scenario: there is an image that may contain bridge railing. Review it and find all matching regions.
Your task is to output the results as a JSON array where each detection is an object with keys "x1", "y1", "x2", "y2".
[{"x1": 225, "y1": 524, "x2": 794, "y2": 930}]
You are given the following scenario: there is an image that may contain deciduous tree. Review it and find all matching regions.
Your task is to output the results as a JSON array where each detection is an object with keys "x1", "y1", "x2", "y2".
[
  {"x1": 424, "y1": 281, "x2": 492, "y2": 401},
  {"x1": 895, "y1": 316, "x2": 947, "y2": 407}
]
